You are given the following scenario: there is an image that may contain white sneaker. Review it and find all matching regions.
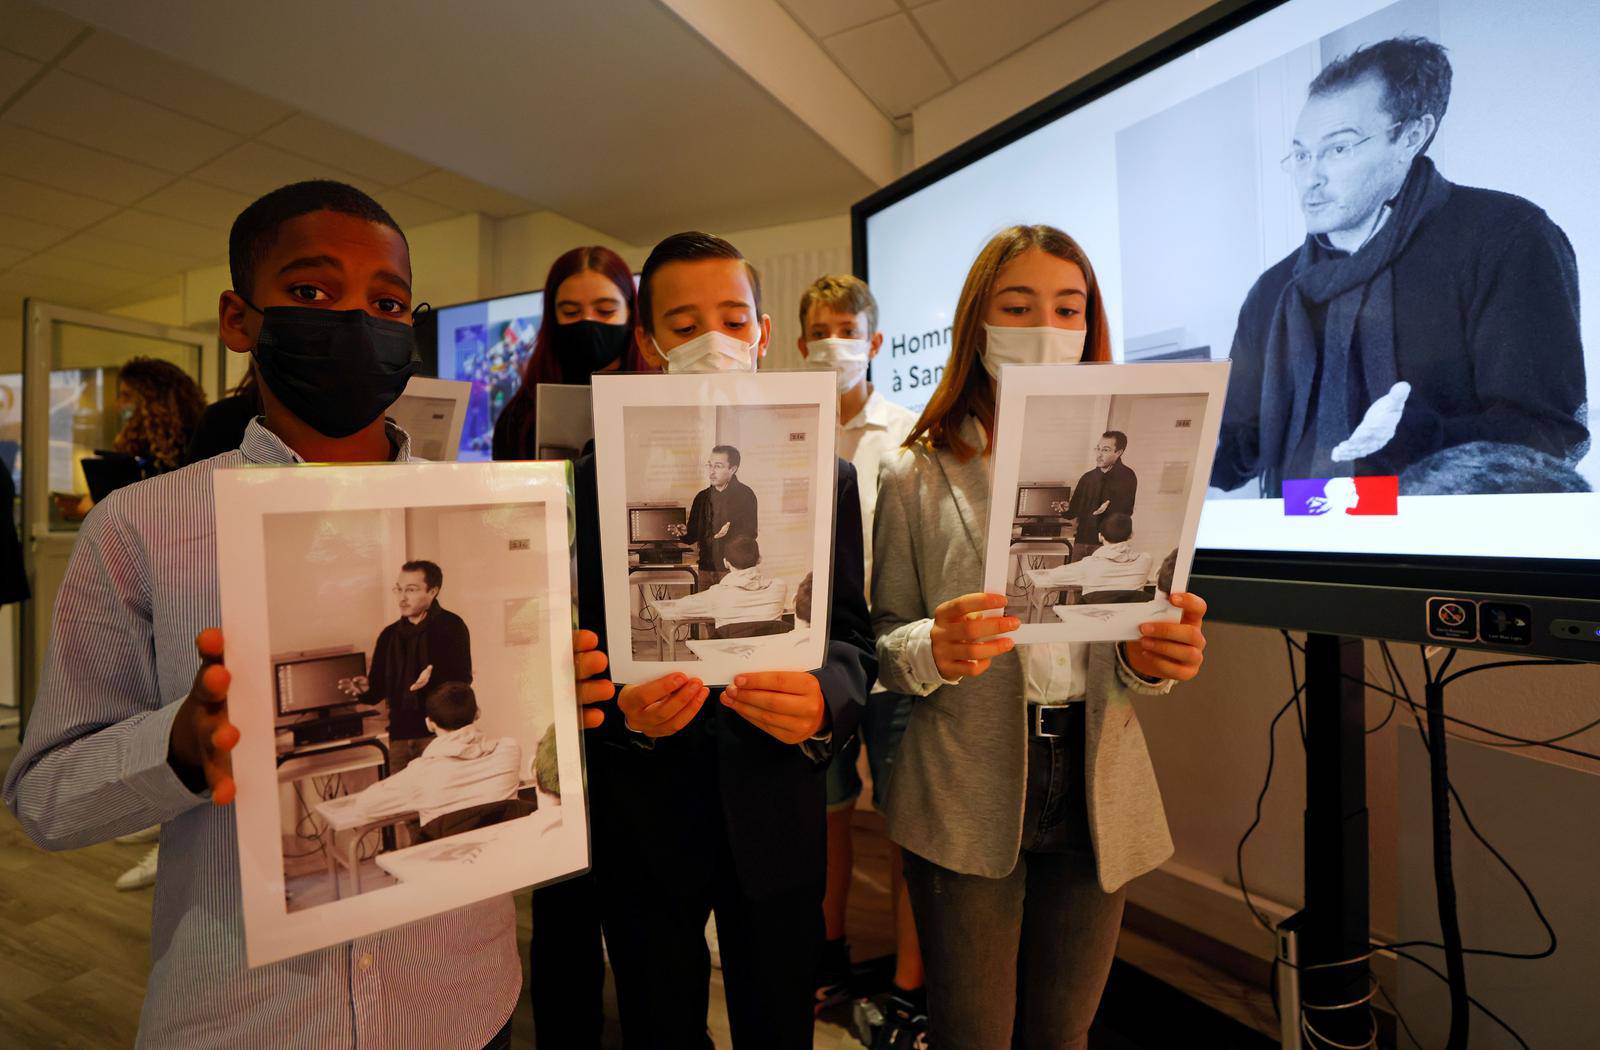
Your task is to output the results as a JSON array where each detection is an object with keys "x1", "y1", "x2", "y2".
[
  {"x1": 115, "y1": 826, "x2": 160, "y2": 845},
  {"x1": 705, "y1": 915, "x2": 721, "y2": 971},
  {"x1": 115, "y1": 845, "x2": 159, "y2": 891}
]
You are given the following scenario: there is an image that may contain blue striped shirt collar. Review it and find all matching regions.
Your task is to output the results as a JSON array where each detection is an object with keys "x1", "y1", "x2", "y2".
[{"x1": 238, "y1": 417, "x2": 416, "y2": 465}]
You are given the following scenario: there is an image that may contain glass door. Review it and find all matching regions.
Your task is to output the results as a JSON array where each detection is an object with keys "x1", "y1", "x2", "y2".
[{"x1": 20, "y1": 301, "x2": 221, "y2": 730}]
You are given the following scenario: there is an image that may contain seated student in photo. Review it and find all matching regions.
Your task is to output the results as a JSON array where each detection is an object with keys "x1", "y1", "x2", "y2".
[
  {"x1": 573, "y1": 232, "x2": 874, "y2": 1050},
  {"x1": 1025, "y1": 511, "x2": 1154, "y2": 603},
  {"x1": 1, "y1": 179, "x2": 614, "y2": 1050},
  {"x1": 335, "y1": 683, "x2": 522, "y2": 831},
  {"x1": 650, "y1": 535, "x2": 789, "y2": 637}
]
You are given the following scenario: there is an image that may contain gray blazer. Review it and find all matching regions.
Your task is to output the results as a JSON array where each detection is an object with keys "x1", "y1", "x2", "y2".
[{"x1": 872, "y1": 439, "x2": 1176, "y2": 891}]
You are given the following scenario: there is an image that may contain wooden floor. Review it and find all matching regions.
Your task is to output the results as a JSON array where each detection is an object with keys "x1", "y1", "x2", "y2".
[{"x1": 0, "y1": 732, "x2": 1275, "y2": 1048}]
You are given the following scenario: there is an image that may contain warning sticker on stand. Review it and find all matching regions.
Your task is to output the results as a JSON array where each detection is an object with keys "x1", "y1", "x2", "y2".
[{"x1": 1426, "y1": 597, "x2": 1478, "y2": 642}]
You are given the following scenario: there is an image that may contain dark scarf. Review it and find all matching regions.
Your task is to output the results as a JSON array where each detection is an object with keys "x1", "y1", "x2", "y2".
[
  {"x1": 1256, "y1": 156, "x2": 1452, "y2": 493},
  {"x1": 381, "y1": 603, "x2": 446, "y2": 703}
]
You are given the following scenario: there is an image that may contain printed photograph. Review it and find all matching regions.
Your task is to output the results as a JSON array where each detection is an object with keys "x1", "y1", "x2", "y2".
[
  {"x1": 982, "y1": 362, "x2": 1229, "y2": 643},
  {"x1": 216, "y1": 463, "x2": 586, "y2": 965},
  {"x1": 592, "y1": 371, "x2": 837, "y2": 684},
  {"x1": 1000, "y1": 393, "x2": 1202, "y2": 626}
]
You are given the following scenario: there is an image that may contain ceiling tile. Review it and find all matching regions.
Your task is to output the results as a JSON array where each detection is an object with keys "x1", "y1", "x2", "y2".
[
  {"x1": 49, "y1": 231, "x2": 208, "y2": 276},
  {"x1": 95, "y1": 274, "x2": 183, "y2": 312},
  {"x1": 778, "y1": 0, "x2": 898, "y2": 39},
  {"x1": 0, "y1": 122, "x2": 173, "y2": 205},
  {"x1": 0, "y1": 0, "x2": 84, "y2": 63},
  {"x1": 6, "y1": 70, "x2": 239, "y2": 173},
  {"x1": 0, "y1": 47, "x2": 41, "y2": 99},
  {"x1": 0, "y1": 211, "x2": 73, "y2": 251},
  {"x1": 0, "y1": 173, "x2": 117, "y2": 229},
  {"x1": 90, "y1": 209, "x2": 221, "y2": 258},
  {"x1": 0, "y1": 269, "x2": 113, "y2": 309},
  {"x1": 190, "y1": 140, "x2": 369, "y2": 197},
  {"x1": 370, "y1": 189, "x2": 461, "y2": 229},
  {"x1": 259, "y1": 114, "x2": 433, "y2": 187},
  {"x1": 15, "y1": 250, "x2": 152, "y2": 292},
  {"x1": 913, "y1": 0, "x2": 1100, "y2": 80},
  {"x1": 825, "y1": 13, "x2": 953, "y2": 118},
  {"x1": 398, "y1": 170, "x2": 534, "y2": 219},
  {"x1": 60, "y1": 31, "x2": 292, "y2": 135},
  {"x1": 137, "y1": 178, "x2": 253, "y2": 230}
]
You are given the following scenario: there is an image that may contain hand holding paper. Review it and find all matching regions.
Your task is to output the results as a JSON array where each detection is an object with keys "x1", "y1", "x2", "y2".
[
  {"x1": 1122, "y1": 592, "x2": 1208, "y2": 682},
  {"x1": 167, "y1": 628, "x2": 240, "y2": 805},
  {"x1": 618, "y1": 672, "x2": 708, "y2": 738},
  {"x1": 1331, "y1": 381, "x2": 1410, "y2": 463},
  {"x1": 572, "y1": 629, "x2": 614, "y2": 729},
  {"x1": 721, "y1": 671, "x2": 826, "y2": 744},
  {"x1": 930, "y1": 593, "x2": 1017, "y2": 681}
]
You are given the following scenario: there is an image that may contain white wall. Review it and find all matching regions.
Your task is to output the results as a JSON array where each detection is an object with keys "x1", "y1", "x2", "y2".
[
  {"x1": 1106, "y1": 393, "x2": 1206, "y2": 567},
  {"x1": 264, "y1": 508, "x2": 401, "y2": 660},
  {"x1": 714, "y1": 403, "x2": 820, "y2": 594}
]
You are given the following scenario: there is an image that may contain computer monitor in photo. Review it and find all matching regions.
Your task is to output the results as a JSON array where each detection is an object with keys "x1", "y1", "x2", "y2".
[
  {"x1": 274, "y1": 652, "x2": 368, "y2": 718},
  {"x1": 629, "y1": 505, "x2": 687, "y2": 544},
  {"x1": 1016, "y1": 484, "x2": 1073, "y2": 518}
]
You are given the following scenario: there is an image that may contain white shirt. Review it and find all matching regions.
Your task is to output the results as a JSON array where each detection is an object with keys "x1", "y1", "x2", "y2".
[
  {"x1": 652, "y1": 565, "x2": 788, "y2": 628},
  {"x1": 1028, "y1": 541, "x2": 1154, "y2": 594},
  {"x1": 840, "y1": 386, "x2": 918, "y2": 592},
  {"x1": 339, "y1": 722, "x2": 523, "y2": 826}
]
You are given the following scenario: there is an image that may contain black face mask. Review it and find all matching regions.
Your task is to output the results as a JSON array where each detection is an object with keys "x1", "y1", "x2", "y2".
[
  {"x1": 551, "y1": 320, "x2": 632, "y2": 385},
  {"x1": 248, "y1": 304, "x2": 420, "y2": 438}
]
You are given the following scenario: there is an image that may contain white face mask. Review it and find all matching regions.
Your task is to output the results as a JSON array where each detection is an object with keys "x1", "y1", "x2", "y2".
[
  {"x1": 804, "y1": 337, "x2": 871, "y2": 394},
  {"x1": 659, "y1": 327, "x2": 761, "y2": 374},
  {"x1": 980, "y1": 324, "x2": 1086, "y2": 380}
]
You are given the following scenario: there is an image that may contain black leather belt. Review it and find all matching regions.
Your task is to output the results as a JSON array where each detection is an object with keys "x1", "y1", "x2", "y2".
[{"x1": 1027, "y1": 701, "x2": 1081, "y2": 739}]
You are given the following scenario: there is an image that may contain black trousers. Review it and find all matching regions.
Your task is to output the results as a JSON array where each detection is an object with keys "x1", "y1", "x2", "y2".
[
  {"x1": 594, "y1": 819, "x2": 822, "y2": 1050},
  {"x1": 529, "y1": 872, "x2": 607, "y2": 1049}
]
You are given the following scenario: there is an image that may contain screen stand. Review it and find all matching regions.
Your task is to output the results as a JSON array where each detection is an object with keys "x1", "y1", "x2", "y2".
[{"x1": 1290, "y1": 632, "x2": 1370, "y2": 1048}]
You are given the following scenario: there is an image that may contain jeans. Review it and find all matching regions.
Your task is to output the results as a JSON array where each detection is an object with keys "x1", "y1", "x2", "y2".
[{"x1": 903, "y1": 712, "x2": 1125, "y2": 1050}]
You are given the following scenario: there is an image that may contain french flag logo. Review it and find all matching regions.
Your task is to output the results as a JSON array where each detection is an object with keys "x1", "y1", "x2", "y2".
[{"x1": 1282, "y1": 476, "x2": 1399, "y2": 516}]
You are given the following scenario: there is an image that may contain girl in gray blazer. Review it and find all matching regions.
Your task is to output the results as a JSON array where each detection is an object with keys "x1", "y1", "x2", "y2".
[{"x1": 871, "y1": 225, "x2": 1210, "y2": 1050}]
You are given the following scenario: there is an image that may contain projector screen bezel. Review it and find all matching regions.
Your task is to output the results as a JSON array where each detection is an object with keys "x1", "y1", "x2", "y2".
[{"x1": 849, "y1": 0, "x2": 1600, "y2": 658}]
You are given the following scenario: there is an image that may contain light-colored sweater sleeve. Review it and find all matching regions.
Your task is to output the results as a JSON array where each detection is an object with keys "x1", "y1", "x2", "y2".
[{"x1": 871, "y1": 449, "x2": 948, "y2": 696}]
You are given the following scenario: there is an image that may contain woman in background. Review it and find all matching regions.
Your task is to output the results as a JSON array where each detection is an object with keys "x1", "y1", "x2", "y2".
[
  {"x1": 491, "y1": 244, "x2": 648, "y2": 461},
  {"x1": 56, "y1": 357, "x2": 206, "y2": 523},
  {"x1": 493, "y1": 244, "x2": 648, "y2": 1049},
  {"x1": 871, "y1": 225, "x2": 1209, "y2": 1049}
]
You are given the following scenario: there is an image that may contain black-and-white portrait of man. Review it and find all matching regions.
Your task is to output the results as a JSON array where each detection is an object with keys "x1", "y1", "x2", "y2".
[{"x1": 1212, "y1": 36, "x2": 1588, "y2": 496}]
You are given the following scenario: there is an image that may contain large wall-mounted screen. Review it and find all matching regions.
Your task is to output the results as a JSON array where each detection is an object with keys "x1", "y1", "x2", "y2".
[{"x1": 857, "y1": 0, "x2": 1597, "y2": 577}]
